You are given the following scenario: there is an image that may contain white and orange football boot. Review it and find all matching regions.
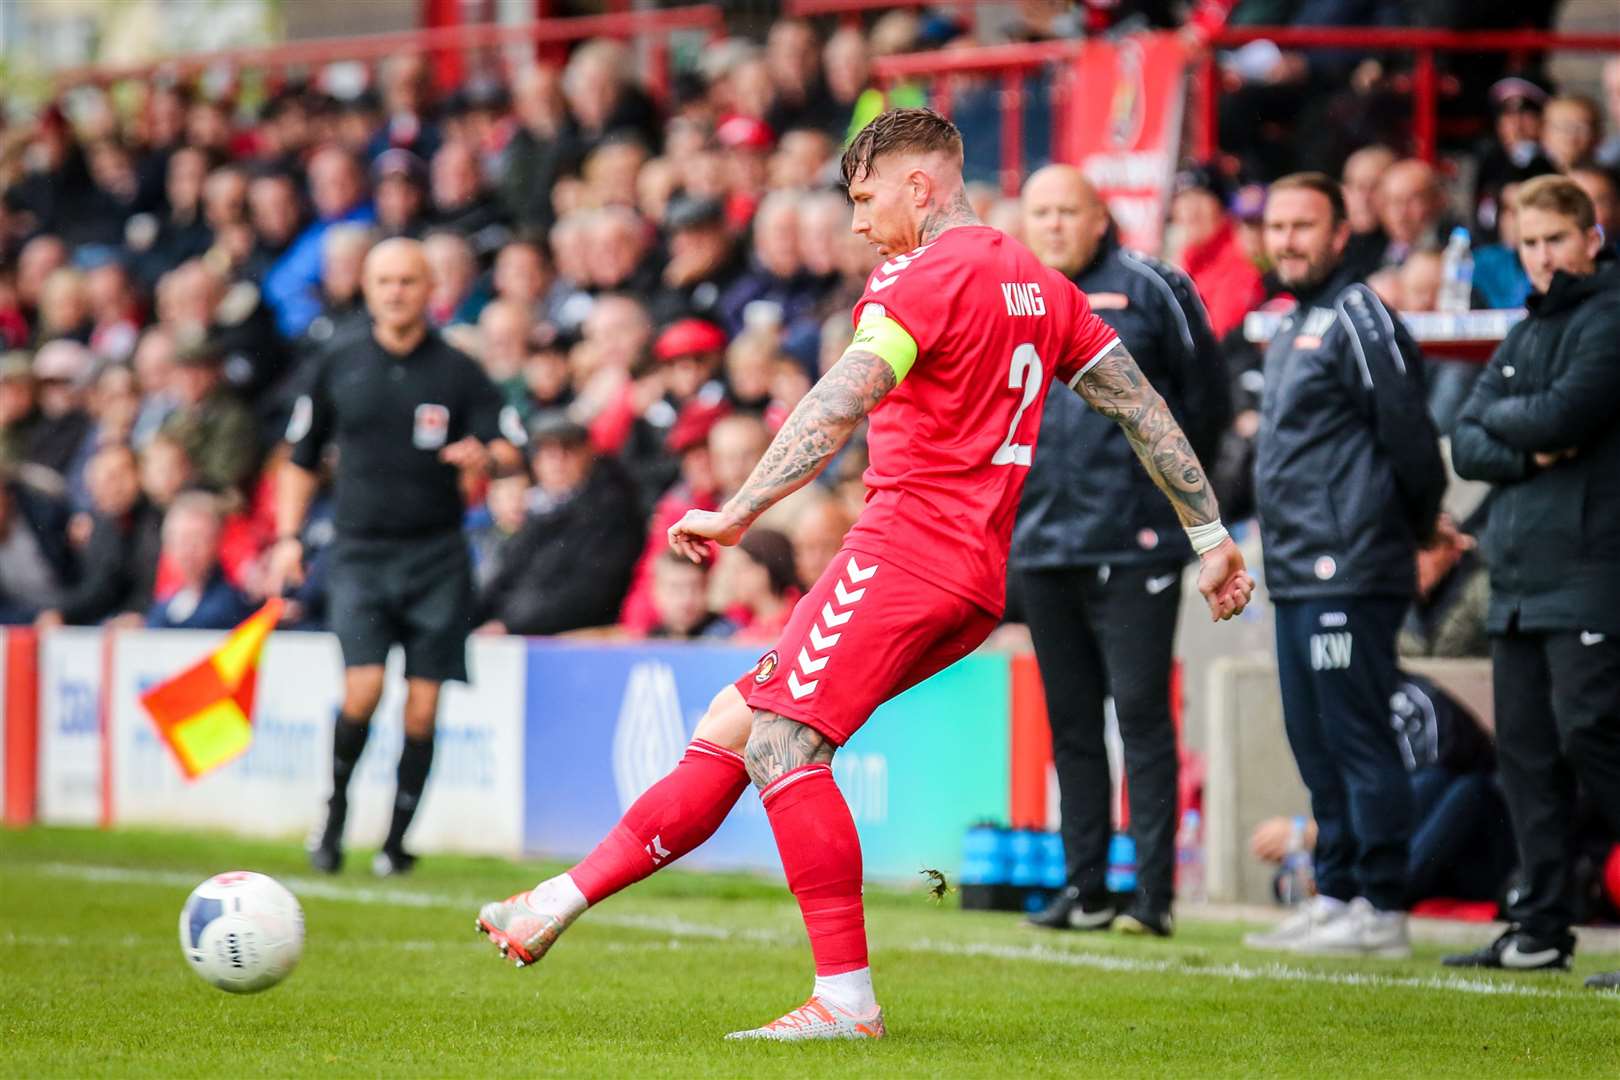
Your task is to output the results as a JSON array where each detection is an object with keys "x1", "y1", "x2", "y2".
[
  {"x1": 475, "y1": 889, "x2": 576, "y2": 969},
  {"x1": 724, "y1": 996, "x2": 886, "y2": 1041}
]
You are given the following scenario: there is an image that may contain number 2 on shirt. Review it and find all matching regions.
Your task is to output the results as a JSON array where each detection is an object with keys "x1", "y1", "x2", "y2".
[{"x1": 991, "y1": 343, "x2": 1043, "y2": 467}]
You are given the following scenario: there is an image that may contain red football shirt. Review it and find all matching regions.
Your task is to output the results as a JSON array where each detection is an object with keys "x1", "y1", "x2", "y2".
[{"x1": 841, "y1": 225, "x2": 1120, "y2": 615}]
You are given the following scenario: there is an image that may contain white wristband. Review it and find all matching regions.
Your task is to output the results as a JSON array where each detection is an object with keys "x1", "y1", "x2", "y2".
[{"x1": 1185, "y1": 520, "x2": 1230, "y2": 556}]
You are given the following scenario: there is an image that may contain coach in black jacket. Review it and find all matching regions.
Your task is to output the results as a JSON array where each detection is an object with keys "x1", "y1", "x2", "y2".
[
  {"x1": 1245, "y1": 174, "x2": 1446, "y2": 958},
  {"x1": 1446, "y1": 176, "x2": 1620, "y2": 980},
  {"x1": 1014, "y1": 166, "x2": 1230, "y2": 937}
]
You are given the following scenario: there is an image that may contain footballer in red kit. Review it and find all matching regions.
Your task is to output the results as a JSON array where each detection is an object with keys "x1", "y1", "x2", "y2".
[
  {"x1": 477, "y1": 109, "x2": 1254, "y2": 1041},
  {"x1": 740, "y1": 223, "x2": 1122, "y2": 744}
]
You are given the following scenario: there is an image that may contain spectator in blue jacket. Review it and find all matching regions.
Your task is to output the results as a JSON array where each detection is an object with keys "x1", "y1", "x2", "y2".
[
  {"x1": 146, "y1": 490, "x2": 251, "y2": 630},
  {"x1": 262, "y1": 146, "x2": 375, "y2": 338}
]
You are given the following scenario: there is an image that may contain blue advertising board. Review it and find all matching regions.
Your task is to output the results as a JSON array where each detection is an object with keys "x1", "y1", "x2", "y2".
[{"x1": 523, "y1": 641, "x2": 1009, "y2": 881}]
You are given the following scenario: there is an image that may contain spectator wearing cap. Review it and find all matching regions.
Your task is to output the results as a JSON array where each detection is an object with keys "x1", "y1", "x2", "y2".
[
  {"x1": 1474, "y1": 78, "x2": 1556, "y2": 240},
  {"x1": 145, "y1": 491, "x2": 252, "y2": 631},
  {"x1": 36, "y1": 443, "x2": 161, "y2": 629},
  {"x1": 428, "y1": 142, "x2": 512, "y2": 263},
  {"x1": 1340, "y1": 145, "x2": 1397, "y2": 281},
  {"x1": 618, "y1": 395, "x2": 730, "y2": 634},
  {"x1": 717, "y1": 527, "x2": 803, "y2": 644},
  {"x1": 264, "y1": 145, "x2": 377, "y2": 339},
  {"x1": 1170, "y1": 166, "x2": 1264, "y2": 339},
  {"x1": 646, "y1": 550, "x2": 734, "y2": 640},
  {"x1": 717, "y1": 191, "x2": 814, "y2": 338},
  {"x1": 158, "y1": 335, "x2": 260, "y2": 500},
  {"x1": 716, "y1": 114, "x2": 775, "y2": 230},
  {"x1": 523, "y1": 342, "x2": 574, "y2": 416},
  {"x1": 28, "y1": 340, "x2": 95, "y2": 481},
  {"x1": 1542, "y1": 95, "x2": 1602, "y2": 174},
  {"x1": 373, "y1": 150, "x2": 429, "y2": 239},
  {"x1": 501, "y1": 65, "x2": 582, "y2": 234},
  {"x1": 0, "y1": 467, "x2": 76, "y2": 624},
  {"x1": 650, "y1": 195, "x2": 748, "y2": 326},
  {"x1": 474, "y1": 411, "x2": 642, "y2": 636}
]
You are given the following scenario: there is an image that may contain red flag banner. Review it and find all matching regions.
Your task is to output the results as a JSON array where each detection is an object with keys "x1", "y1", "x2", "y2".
[{"x1": 1066, "y1": 34, "x2": 1188, "y2": 255}]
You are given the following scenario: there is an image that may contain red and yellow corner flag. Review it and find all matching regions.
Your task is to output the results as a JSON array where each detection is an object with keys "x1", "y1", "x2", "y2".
[{"x1": 140, "y1": 599, "x2": 284, "y2": 780}]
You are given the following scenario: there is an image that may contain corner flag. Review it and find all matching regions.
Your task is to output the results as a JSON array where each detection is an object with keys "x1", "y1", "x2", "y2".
[{"x1": 140, "y1": 599, "x2": 284, "y2": 780}]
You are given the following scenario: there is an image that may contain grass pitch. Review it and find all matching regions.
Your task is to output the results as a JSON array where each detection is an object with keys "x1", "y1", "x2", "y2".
[{"x1": 2, "y1": 826, "x2": 1617, "y2": 1078}]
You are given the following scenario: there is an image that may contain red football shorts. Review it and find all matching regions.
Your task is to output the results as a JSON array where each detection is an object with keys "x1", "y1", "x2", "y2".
[{"x1": 734, "y1": 547, "x2": 998, "y2": 745}]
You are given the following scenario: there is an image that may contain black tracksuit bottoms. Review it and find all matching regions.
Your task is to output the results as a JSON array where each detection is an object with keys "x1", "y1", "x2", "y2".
[{"x1": 1017, "y1": 563, "x2": 1183, "y2": 912}]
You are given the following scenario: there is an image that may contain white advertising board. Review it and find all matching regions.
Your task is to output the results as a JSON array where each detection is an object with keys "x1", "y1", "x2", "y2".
[
  {"x1": 37, "y1": 628, "x2": 104, "y2": 825},
  {"x1": 107, "y1": 631, "x2": 527, "y2": 856}
]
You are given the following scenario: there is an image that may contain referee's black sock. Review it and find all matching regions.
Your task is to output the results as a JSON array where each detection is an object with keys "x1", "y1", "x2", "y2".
[
  {"x1": 384, "y1": 733, "x2": 435, "y2": 856},
  {"x1": 322, "y1": 712, "x2": 372, "y2": 848}
]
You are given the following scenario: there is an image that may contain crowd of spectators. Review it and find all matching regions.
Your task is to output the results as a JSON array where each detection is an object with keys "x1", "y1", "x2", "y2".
[{"x1": 0, "y1": 3, "x2": 1613, "y2": 652}]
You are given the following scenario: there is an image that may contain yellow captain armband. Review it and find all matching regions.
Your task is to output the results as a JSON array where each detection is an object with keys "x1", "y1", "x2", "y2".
[{"x1": 846, "y1": 304, "x2": 918, "y2": 383}]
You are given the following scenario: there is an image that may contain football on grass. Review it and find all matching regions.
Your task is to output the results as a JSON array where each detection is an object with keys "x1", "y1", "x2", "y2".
[{"x1": 178, "y1": 871, "x2": 304, "y2": 993}]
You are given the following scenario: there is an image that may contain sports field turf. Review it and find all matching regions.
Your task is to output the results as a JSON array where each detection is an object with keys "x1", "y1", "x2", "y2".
[{"x1": 2, "y1": 826, "x2": 1616, "y2": 1077}]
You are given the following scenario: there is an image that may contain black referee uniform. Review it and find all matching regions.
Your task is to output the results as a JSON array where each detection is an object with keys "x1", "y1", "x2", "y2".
[{"x1": 288, "y1": 324, "x2": 521, "y2": 870}]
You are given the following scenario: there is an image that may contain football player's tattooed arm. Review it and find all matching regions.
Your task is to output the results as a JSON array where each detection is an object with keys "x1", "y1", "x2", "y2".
[
  {"x1": 724, "y1": 349, "x2": 897, "y2": 525},
  {"x1": 1074, "y1": 340, "x2": 1222, "y2": 528}
]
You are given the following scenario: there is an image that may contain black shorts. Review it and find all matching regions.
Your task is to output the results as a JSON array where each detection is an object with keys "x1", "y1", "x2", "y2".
[{"x1": 328, "y1": 531, "x2": 473, "y2": 683}]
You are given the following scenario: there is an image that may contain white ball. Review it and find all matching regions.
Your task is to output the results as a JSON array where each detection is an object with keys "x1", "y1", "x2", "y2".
[{"x1": 179, "y1": 871, "x2": 304, "y2": 993}]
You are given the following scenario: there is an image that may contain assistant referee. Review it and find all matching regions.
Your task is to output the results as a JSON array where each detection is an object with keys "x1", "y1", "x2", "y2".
[{"x1": 264, "y1": 237, "x2": 524, "y2": 877}]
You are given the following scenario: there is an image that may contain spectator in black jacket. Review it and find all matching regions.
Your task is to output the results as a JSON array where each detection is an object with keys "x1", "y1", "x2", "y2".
[
  {"x1": 0, "y1": 473, "x2": 76, "y2": 624},
  {"x1": 36, "y1": 443, "x2": 160, "y2": 629},
  {"x1": 475, "y1": 412, "x2": 642, "y2": 636},
  {"x1": 1245, "y1": 173, "x2": 1446, "y2": 960},
  {"x1": 1446, "y1": 176, "x2": 1620, "y2": 988},
  {"x1": 1014, "y1": 166, "x2": 1229, "y2": 938}
]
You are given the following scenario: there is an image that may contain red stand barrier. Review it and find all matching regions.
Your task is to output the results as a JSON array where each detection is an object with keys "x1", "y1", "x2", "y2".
[{"x1": 3, "y1": 629, "x2": 40, "y2": 827}]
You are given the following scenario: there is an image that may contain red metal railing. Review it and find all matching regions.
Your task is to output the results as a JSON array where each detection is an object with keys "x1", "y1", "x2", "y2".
[
  {"x1": 51, "y1": 6, "x2": 726, "y2": 103},
  {"x1": 1199, "y1": 26, "x2": 1620, "y2": 164},
  {"x1": 871, "y1": 40, "x2": 1083, "y2": 196}
]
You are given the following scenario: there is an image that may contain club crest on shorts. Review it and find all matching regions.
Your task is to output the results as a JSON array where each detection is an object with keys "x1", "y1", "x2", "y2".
[
  {"x1": 753, "y1": 651, "x2": 779, "y2": 684},
  {"x1": 413, "y1": 403, "x2": 450, "y2": 449}
]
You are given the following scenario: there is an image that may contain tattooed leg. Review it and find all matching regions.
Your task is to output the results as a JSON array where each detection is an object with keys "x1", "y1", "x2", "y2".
[{"x1": 745, "y1": 711, "x2": 836, "y2": 790}]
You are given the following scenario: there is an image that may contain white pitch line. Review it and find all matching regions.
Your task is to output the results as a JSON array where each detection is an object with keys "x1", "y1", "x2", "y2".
[{"x1": 20, "y1": 863, "x2": 1608, "y2": 1003}]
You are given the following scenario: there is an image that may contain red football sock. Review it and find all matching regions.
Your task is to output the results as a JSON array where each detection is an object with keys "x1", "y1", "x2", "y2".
[
  {"x1": 762, "y1": 763, "x2": 868, "y2": 976},
  {"x1": 566, "y1": 739, "x2": 749, "y2": 906}
]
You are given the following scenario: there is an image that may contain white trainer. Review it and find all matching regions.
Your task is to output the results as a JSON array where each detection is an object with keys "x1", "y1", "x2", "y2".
[
  {"x1": 724, "y1": 996, "x2": 886, "y2": 1041},
  {"x1": 1292, "y1": 897, "x2": 1411, "y2": 959},
  {"x1": 1243, "y1": 895, "x2": 1348, "y2": 951}
]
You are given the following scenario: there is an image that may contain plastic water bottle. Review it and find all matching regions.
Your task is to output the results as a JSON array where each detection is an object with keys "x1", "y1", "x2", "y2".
[
  {"x1": 1439, "y1": 226, "x2": 1474, "y2": 314},
  {"x1": 1175, "y1": 809, "x2": 1206, "y2": 904}
]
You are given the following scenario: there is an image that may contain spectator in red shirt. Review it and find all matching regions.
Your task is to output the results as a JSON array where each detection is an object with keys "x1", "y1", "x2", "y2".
[{"x1": 1170, "y1": 167, "x2": 1263, "y2": 339}]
